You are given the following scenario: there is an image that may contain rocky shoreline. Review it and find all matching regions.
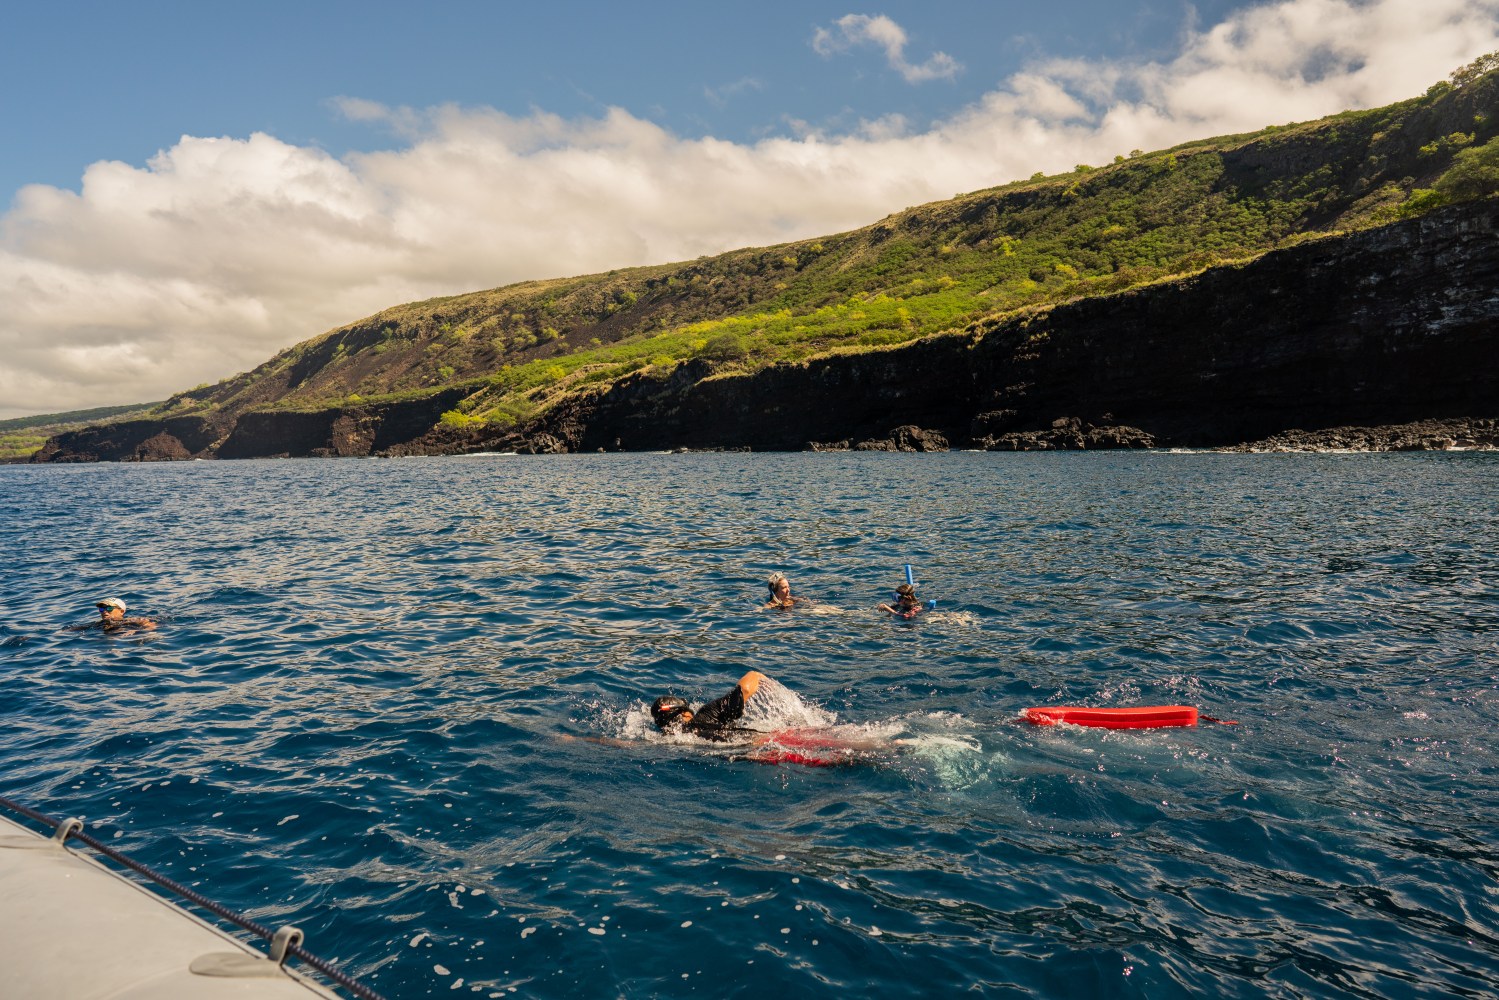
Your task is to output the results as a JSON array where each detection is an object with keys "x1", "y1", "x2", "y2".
[
  {"x1": 807, "y1": 416, "x2": 1498, "y2": 453},
  {"x1": 1227, "y1": 417, "x2": 1499, "y2": 453},
  {"x1": 22, "y1": 416, "x2": 1499, "y2": 462}
]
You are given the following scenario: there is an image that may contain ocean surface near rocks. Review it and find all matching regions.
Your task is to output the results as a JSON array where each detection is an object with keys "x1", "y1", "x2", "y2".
[{"x1": 3, "y1": 452, "x2": 1497, "y2": 998}]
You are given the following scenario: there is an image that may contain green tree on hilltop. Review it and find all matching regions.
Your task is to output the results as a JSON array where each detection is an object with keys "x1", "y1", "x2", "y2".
[{"x1": 1450, "y1": 51, "x2": 1499, "y2": 88}]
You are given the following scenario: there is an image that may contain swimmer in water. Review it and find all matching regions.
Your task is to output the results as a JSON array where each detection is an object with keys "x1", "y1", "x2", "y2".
[
  {"x1": 652, "y1": 670, "x2": 765, "y2": 741},
  {"x1": 70, "y1": 597, "x2": 158, "y2": 633},
  {"x1": 649, "y1": 671, "x2": 901, "y2": 765},
  {"x1": 877, "y1": 583, "x2": 923, "y2": 620},
  {"x1": 764, "y1": 572, "x2": 801, "y2": 609}
]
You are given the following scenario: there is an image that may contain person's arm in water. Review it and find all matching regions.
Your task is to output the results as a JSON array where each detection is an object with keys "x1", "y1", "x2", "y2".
[{"x1": 687, "y1": 671, "x2": 767, "y2": 734}]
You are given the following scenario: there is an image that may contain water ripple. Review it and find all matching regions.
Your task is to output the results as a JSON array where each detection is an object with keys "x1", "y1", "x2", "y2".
[{"x1": 3, "y1": 452, "x2": 1499, "y2": 998}]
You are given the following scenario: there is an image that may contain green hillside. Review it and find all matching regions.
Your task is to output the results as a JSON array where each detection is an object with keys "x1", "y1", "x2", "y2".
[{"x1": 144, "y1": 56, "x2": 1499, "y2": 435}]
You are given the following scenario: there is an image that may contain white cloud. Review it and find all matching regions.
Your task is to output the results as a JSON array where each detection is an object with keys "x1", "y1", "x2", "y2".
[
  {"x1": 3, "y1": 0, "x2": 1497, "y2": 418},
  {"x1": 813, "y1": 13, "x2": 963, "y2": 83}
]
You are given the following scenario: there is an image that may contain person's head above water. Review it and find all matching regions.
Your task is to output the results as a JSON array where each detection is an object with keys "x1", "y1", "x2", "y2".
[
  {"x1": 82, "y1": 596, "x2": 158, "y2": 632},
  {"x1": 651, "y1": 695, "x2": 692, "y2": 729},
  {"x1": 767, "y1": 572, "x2": 792, "y2": 601},
  {"x1": 894, "y1": 583, "x2": 917, "y2": 603}
]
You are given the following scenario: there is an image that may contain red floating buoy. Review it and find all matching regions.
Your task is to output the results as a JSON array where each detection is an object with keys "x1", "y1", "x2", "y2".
[{"x1": 1023, "y1": 705, "x2": 1200, "y2": 729}]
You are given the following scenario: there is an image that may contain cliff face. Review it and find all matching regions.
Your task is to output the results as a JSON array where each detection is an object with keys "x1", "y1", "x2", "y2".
[
  {"x1": 32, "y1": 414, "x2": 227, "y2": 463},
  {"x1": 965, "y1": 199, "x2": 1498, "y2": 446},
  {"x1": 519, "y1": 199, "x2": 1498, "y2": 451},
  {"x1": 34, "y1": 389, "x2": 469, "y2": 463},
  {"x1": 33, "y1": 200, "x2": 1499, "y2": 461}
]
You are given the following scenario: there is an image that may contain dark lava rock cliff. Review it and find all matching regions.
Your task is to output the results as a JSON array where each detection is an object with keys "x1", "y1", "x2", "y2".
[
  {"x1": 34, "y1": 199, "x2": 1499, "y2": 461},
  {"x1": 489, "y1": 198, "x2": 1499, "y2": 453}
]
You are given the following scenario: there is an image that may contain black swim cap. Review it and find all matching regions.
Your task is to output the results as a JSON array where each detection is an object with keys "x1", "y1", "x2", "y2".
[{"x1": 651, "y1": 696, "x2": 690, "y2": 729}]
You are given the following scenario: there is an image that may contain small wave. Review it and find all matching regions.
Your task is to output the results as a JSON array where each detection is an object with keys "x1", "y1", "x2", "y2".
[
  {"x1": 924, "y1": 610, "x2": 979, "y2": 625},
  {"x1": 800, "y1": 603, "x2": 857, "y2": 616}
]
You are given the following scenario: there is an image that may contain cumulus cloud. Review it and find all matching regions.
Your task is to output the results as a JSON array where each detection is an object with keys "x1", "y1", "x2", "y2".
[
  {"x1": 812, "y1": 13, "x2": 963, "y2": 83},
  {"x1": 3, "y1": 0, "x2": 1497, "y2": 417}
]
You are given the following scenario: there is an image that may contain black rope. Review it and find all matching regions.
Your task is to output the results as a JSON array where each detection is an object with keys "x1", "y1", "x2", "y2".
[{"x1": 0, "y1": 795, "x2": 386, "y2": 1000}]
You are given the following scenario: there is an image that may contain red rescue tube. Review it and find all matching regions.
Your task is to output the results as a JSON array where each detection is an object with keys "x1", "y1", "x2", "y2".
[
  {"x1": 748, "y1": 730, "x2": 861, "y2": 767},
  {"x1": 751, "y1": 748, "x2": 844, "y2": 767},
  {"x1": 1023, "y1": 705, "x2": 1199, "y2": 729}
]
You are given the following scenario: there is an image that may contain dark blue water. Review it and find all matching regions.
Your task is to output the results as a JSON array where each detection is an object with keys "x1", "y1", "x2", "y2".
[{"x1": 4, "y1": 453, "x2": 1498, "y2": 998}]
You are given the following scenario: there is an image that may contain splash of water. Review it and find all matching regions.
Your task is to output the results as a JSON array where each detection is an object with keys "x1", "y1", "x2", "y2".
[{"x1": 739, "y1": 676, "x2": 838, "y2": 730}]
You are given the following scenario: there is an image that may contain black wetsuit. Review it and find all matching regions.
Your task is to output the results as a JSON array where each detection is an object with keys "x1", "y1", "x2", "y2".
[{"x1": 686, "y1": 685, "x2": 747, "y2": 741}]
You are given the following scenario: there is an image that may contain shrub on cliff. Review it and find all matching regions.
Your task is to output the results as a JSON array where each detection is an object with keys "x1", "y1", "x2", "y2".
[
  {"x1": 701, "y1": 332, "x2": 749, "y2": 361},
  {"x1": 1398, "y1": 188, "x2": 1448, "y2": 217},
  {"x1": 439, "y1": 410, "x2": 486, "y2": 430},
  {"x1": 1435, "y1": 135, "x2": 1499, "y2": 201}
]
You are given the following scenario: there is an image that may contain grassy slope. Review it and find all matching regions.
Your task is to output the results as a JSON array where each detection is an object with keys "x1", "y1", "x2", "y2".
[{"x1": 143, "y1": 70, "x2": 1497, "y2": 433}]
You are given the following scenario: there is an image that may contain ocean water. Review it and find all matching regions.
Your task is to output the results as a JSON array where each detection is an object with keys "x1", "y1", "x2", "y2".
[{"x1": 2, "y1": 452, "x2": 1497, "y2": 999}]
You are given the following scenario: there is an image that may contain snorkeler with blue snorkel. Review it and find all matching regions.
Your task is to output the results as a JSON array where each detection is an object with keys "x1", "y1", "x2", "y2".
[{"x1": 877, "y1": 565, "x2": 936, "y2": 619}]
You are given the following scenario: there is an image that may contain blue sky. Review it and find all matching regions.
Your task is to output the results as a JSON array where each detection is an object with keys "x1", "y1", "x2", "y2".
[
  {"x1": 2, "y1": 0, "x2": 1496, "y2": 417},
  {"x1": 3, "y1": 1, "x2": 1250, "y2": 197}
]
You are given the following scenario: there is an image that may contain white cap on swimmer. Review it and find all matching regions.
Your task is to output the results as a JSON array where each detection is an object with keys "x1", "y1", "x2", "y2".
[{"x1": 96, "y1": 597, "x2": 126, "y2": 612}]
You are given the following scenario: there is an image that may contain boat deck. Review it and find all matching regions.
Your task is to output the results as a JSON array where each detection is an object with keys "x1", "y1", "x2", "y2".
[{"x1": 0, "y1": 812, "x2": 340, "y2": 999}]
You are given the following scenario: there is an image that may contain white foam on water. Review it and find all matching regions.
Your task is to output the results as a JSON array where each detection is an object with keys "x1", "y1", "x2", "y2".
[
  {"x1": 917, "y1": 740, "x2": 1002, "y2": 790},
  {"x1": 924, "y1": 610, "x2": 978, "y2": 625},
  {"x1": 738, "y1": 676, "x2": 837, "y2": 730},
  {"x1": 888, "y1": 713, "x2": 993, "y2": 788},
  {"x1": 617, "y1": 705, "x2": 658, "y2": 740}
]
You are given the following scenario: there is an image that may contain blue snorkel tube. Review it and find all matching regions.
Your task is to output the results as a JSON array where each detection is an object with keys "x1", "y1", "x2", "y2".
[{"x1": 903, "y1": 563, "x2": 938, "y2": 610}]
